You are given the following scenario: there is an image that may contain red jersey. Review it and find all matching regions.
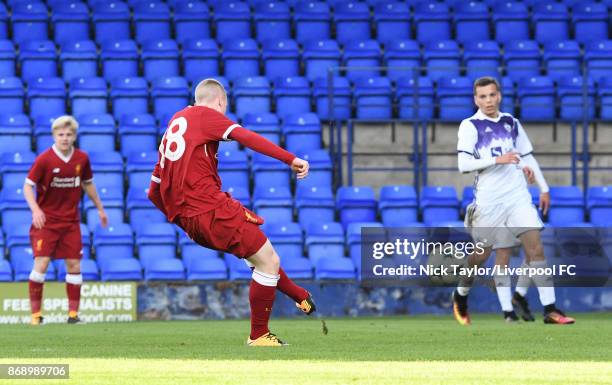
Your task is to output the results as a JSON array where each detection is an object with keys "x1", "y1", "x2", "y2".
[
  {"x1": 152, "y1": 106, "x2": 242, "y2": 222},
  {"x1": 26, "y1": 145, "x2": 93, "y2": 223}
]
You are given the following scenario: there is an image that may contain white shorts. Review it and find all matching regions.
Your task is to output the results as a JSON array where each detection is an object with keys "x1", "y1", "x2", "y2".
[{"x1": 464, "y1": 199, "x2": 543, "y2": 249}]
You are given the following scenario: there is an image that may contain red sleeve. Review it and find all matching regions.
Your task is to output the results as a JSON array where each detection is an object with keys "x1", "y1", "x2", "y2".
[
  {"x1": 148, "y1": 179, "x2": 167, "y2": 217},
  {"x1": 198, "y1": 108, "x2": 240, "y2": 143},
  {"x1": 82, "y1": 155, "x2": 93, "y2": 182},
  {"x1": 229, "y1": 127, "x2": 296, "y2": 165},
  {"x1": 26, "y1": 155, "x2": 45, "y2": 186}
]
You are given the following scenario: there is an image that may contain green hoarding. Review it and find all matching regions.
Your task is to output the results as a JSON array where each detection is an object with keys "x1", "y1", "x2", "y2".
[{"x1": 0, "y1": 282, "x2": 137, "y2": 324}]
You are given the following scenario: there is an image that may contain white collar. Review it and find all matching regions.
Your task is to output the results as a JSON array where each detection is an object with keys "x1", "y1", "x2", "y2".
[
  {"x1": 52, "y1": 144, "x2": 75, "y2": 163},
  {"x1": 475, "y1": 109, "x2": 503, "y2": 122}
]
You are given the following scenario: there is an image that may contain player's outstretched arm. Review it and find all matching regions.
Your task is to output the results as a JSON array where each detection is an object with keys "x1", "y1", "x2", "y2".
[
  {"x1": 23, "y1": 182, "x2": 45, "y2": 229},
  {"x1": 82, "y1": 181, "x2": 108, "y2": 227}
]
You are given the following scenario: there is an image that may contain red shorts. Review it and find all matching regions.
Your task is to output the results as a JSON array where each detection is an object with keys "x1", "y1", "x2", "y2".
[
  {"x1": 30, "y1": 221, "x2": 82, "y2": 260},
  {"x1": 177, "y1": 198, "x2": 268, "y2": 259}
]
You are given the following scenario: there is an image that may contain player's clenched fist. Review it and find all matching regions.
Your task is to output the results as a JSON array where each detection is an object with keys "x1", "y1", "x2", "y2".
[
  {"x1": 291, "y1": 157, "x2": 309, "y2": 179},
  {"x1": 495, "y1": 151, "x2": 520, "y2": 165}
]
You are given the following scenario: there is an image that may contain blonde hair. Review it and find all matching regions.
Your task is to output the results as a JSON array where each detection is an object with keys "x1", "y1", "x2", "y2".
[
  {"x1": 194, "y1": 78, "x2": 227, "y2": 105},
  {"x1": 51, "y1": 115, "x2": 79, "y2": 134}
]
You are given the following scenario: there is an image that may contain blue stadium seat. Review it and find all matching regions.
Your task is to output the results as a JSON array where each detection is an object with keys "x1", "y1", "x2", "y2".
[
  {"x1": 500, "y1": 77, "x2": 515, "y2": 115},
  {"x1": 0, "y1": 77, "x2": 24, "y2": 114},
  {"x1": 6, "y1": 224, "x2": 30, "y2": 259},
  {"x1": 85, "y1": 185, "x2": 124, "y2": 231},
  {"x1": 233, "y1": 76, "x2": 271, "y2": 119},
  {"x1": 119, "y1": 114, "x2": 158, "y2": 157},
  {"x1": 333, "y1": 1, "x2": 371, "y2": 45},
  {"x1": 262, "y1": 39, "x2": 300, "y2": 78},
  {"x1": 0, "y1": 4, "x2": 7, "y2": 41},
  {"x1": 424, "y1": 40, "x2": 461, "y2": 82},
  {"x1": 336, "y1": 186, "x2": 377, "y2": 228},
  {"x1": 312, "y1": 76, "x2": 352, "y2": 120},
  {"x1": 213, "y1": 2, "x2": 252, "y2": 43},
  {"x1": 180, "y1": 230, "x2": 219, "y2": 265},
  {"x1": 1, "y1": 151, "x2": 35, "y2": 188},
  {"x1": 493, "y1": 2, "x2": 529, "y2": 44},
  {"x1": 174, "y1": 1, "x2": 211, "y2": 44},
  {"x1": 136, "y1": 223, "x2": 177, "y2": 266},
  {"x1": 437, "y1": 76, "x2": 474, "y2": 122},
  {"x1": 56, "y1": 259, "x2": 100, "y2": 281},
  {"x1": 80, "y1": 222, "x2": 92, "y2": 260},
  {"x1": 89, "y1": 151, "x2": 124, "y2": 192},
  {"x1": 303, "y1": 40, "x2": 341, "y2": 81},
  {"x1": 222, "y1": 39, "x2": 260, "y2": 81},
  {"x1": 517, "y1": 76, "x2": 556, "y2": 122},
  {"x1": 281, "y1": 255, "x2": 313, "y2": 279},
  {"x1": 295, "y1": 149, "x2": 333, "y2": 189},
  {"x1": 242, "y1": 112, "x2": 281, "y2": 145},
  {"x1": 315, "y1": 255, "x2": 355, "y2": 280},
  {"x1": 0, "y1": 259, "x2": 13, "y2": 281},
  {"x1": 584, "y1": 40, "x2": 612, "y2": 83},
  {"x1": 374, "y1": 2, "x2": 411, "y2": 44},
  {"x1": 461, "y1": 186, "x2": 474, "y2": 215},
  {"x1": 464, "y1": 40, "x2": 502, "y2": 79},
  {"x1": 69, "y1": 78, "x2": 108, "y2": 116},
  {"x1": 19, "y1": 40, "x2": 58, "y2": 82},
  {"x1": 305, "y1": 222, "x2": 345, "y2": 265},
  {"x1": 226, "y1": 185, "x2": 251, "y2": 208},
  {"x1": 186, "y1": 257, "x2": 227, "y2": 281},
  {"x1": 454, "y1": 2, "x2": 490, "y2": 43},
  {"x1": 353, "y1": 76, "x2": 392, "y2": 119},
  {"x1": 133, "y1": 1, "x2": 171, "y2": 43},
  {"x1": 273, "y1": 76, "x2": 311, "y2": 119},
  {"x1": 182, "y1": 39, "x2": 220, "y2": 82},
  {"x1": 151, "y1": 77, "x2": 190, "y2": 120},
  {"x1": 218, "y1": 149, "x2": 249, "y2": 190},
  {"x1": 599, "y1": 77, "x2": 612, "y2": 121},
  {"x1": 396, "y1": 76, "x2": 435, "y2": 121},
  {"x1": 126, "y1": 186, "x2": 167, "y2": 226},
  {"x1": 77, "y1": 114, "x2": 116, "y2": 153},
  {"x1": 60, "y1": 40, "x2": 98, "y2": 82},
  {"x1": 0, "y1": 186, "x2": 32, "y2": 231},
  {"x1": 532, "y1": 3, "x2": 570, "y2": 43},
  {"x1": 558, "y1": 76, "x2": 596, "y2": 121},
  {"x1": 572, "y1": 3, "x2": 609, "y2": 44},
  {"x1": 420, "y1": 186, "x2": 460, "y2": 225},
  {"x1": 101, "y1": 40, "x2": 139, "y2": 82},
  {"x1": 543, "y1": 40, "x2": 581, "y2": 81},
  {"x1": 126, "y1": 151, "x2": 157, "y2": 189},
  {"x1": 294, "y1": 2, "x2": 331, "y2": 44},
  {"x1": 252, "y1": 151, "x2": 290, "y2": 189},
  {"x1": 94, "y1": 223, "x2": 134, "y2": 266},
  {"x1": 142, "y1": 39, "x2": 180, "y2": 81},
  {"x1": 587, "y1": 186, "x2": 612, "y2": 225},
  {"x1": 223, "y1": 254, "x2": 252, "y2": 280},
  {"x1": 0, "y1": 114, "x2": 31, "y2": 154},
  {"x1": 11, "y1": 2, "x2": 49, "y2": 44},
  {"x1": 52, "y1": 2, "x2": 90, "y2": 45},
  {"x1": 346, "y1": 221, "x2": 383, "y2": 272},
  {"x1": 254, "y1": 1, "x2": 291, "y2": 42},
  {"x1": 33, "y1": 115, "x2": 60, "y2": 153},
  {"x1": 379, "y1": 185, "x2": 418, "y2": 226},
  {"x1": 264, "y1": 222, "x2": 303, "y2": 259},
  {"x1": 414, "y1": 2, "x2": 451, "y2": 43},
  {"x1": 383, "y1": 39, "x2": 420, "y2": 82},
  {"x1": 253, "y1": 185, "x2": 293, "y2": 224},
  {"x1": 92, "y1": 1, "x2": 131, "y2": 45},
  {"x1": 14, "y1": 258, "x2": 56, "y2": 281},
  {"x1": 343, "y1": 40, "x2": 381, "y2": 81},
  {"x1": 503, "y1": 40, "x2": 541, "y2": 82},
  {"x1": 110, "y1": 77, "x2": 149, "y2": 120},
  {"x1": 295, "y1": 185, "x2": 335, "y2": 228},
  {"x1": 548, "y1": 186, "x2": 585, "y2": 225},
  {"x1": 0, "y1": 40, "x2": 15, "y2": 77},
  {"x1": 100, "y1": 257, "x2": 142, "y2": 281},
  {"x1": 282, "y1": 113, "x2": 322, "y2": 154}
]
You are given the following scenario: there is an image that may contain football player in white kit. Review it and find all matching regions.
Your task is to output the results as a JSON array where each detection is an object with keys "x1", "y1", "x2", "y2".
[{"x1": 452, "y1": 77, "x2": 575, "y2": 325}]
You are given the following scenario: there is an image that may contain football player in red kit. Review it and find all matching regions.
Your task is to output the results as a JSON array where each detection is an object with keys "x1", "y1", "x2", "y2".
[
  {"x1": 24, "y1": 116, "x2": 108, "y2": 325},
  {"x1": 148, "y1": 78, "x2": 315, "y2": 346}
]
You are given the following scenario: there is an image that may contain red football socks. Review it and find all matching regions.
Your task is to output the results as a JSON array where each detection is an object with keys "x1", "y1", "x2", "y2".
[
  {"x1": 277, "y1": 267, "x2": 309, "y2": 303},
  {"x1": 66, "y1": 282, "x2": 81, "y2": 317},
  {"x1": 249, "y1": 277, "x2": 277, "y2": 340},
  {"x1": 28, "y1": 280, "x2": 44, "y2": 315}
]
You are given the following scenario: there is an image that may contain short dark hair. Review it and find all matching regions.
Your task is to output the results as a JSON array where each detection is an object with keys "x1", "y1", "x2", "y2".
[{"x1": 473, "y1": 77, "x2": 501, "y2": 95}]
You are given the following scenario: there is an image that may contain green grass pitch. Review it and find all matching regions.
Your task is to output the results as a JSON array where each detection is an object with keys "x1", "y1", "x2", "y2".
[{"x1": 1, "y1": 313, "x2": 611, "y2": 385}]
